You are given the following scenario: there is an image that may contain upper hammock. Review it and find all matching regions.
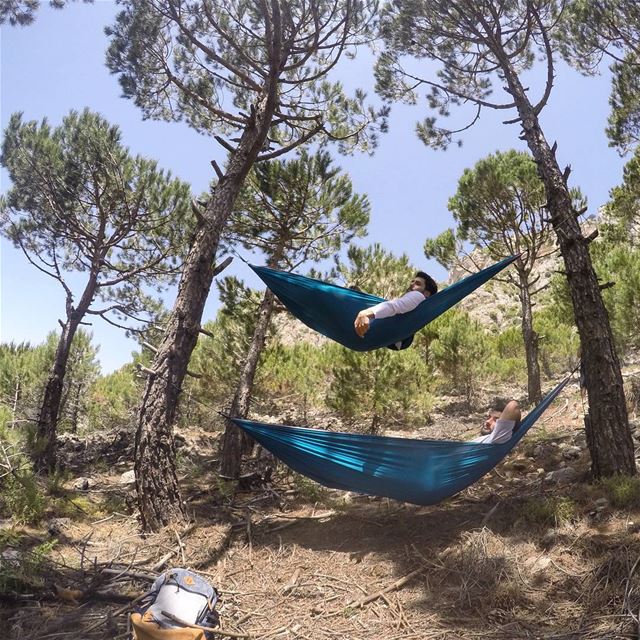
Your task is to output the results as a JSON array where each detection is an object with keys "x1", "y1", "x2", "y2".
[
  {"x1": 229, "y1": 376, "x2": 570, "y2": 506},
  {"x1": 250, "y1": 254, "x2": 518, "y2": 351}
]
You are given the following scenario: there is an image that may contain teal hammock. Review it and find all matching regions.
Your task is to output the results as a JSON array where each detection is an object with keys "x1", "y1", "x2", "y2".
[
  {"x1": 229, "y1": 376, "x2": 570, "y2": 505},
  {"x1": 250, "y1": 255, "x2": 518, "y2": 351}
]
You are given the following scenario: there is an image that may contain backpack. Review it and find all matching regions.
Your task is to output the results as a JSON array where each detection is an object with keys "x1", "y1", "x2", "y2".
[{"x1": 131, "y1": 568, "x2": 219, "y2": 640}]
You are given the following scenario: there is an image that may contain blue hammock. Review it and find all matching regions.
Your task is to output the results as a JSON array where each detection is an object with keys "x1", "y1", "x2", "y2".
[
  {"x1": 230, "y1": 377, "x2": 569, "y2": 505},
  {"x1": 250, "y1": 255, "x2": 518, "y2": 351}
]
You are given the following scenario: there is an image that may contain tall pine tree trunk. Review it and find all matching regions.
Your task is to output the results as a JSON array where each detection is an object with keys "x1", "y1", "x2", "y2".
[
  {"x1": 34, "y1": 269, "x2": 98, "y2": 473},
  {"x1": 517, "y1": 269, "x2": 542, "y2": 405},
  {"x1": 220, "y1": 289, "x2": 276, "y2": 478},
  {"x1": 502, "y1": 63, "x2": 635, "y2": 477},
  {"x1": 34, "y1": 316, "x2": 81, "y2": 472},
  {"x1": 134, "y1": 91, "x2": 280, "y2": 531}
]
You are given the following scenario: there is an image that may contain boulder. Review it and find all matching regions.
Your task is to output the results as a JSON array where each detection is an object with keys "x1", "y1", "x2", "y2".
[
  {"x1": 545, "y1": 466, "x2": 578, "y2": 484},
  {"x1": 119, "y1": 469, "x2": 136, "y2": 486},
  {"x1": 47, "y1": 517, "x2": 71, "y2": 536},
  {"x1": 508, "y1": 457, "x2": 531, "y2": 472},
  {"x1": 73, "y1": 477, "x2": 91, "y2": 491},
  {"x1": 562, "y1": 445, "x2": 582, "y2": 460}
]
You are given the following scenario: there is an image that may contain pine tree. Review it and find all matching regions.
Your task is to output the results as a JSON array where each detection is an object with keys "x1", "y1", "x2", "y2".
[
  {"x1": 1, "y1": 109, "x2": 192, "y2": 471},
  {"x1": 426, "y1": 150, "x2": 561, "y2": 404},
  {"x1": 105, "y1": 0, "x2": 384, "y2": 529},
  {"x1": 375, "y1": 0, "x2": 635, "y2": 477},
  {"x1": 219, "y1": 149, "x2": 369, "y2": 478}
]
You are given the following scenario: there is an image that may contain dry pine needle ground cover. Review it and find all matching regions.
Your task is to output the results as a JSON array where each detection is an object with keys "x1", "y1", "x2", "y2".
[{"x1": 3, "y1": 382, "x2": 640, "y2": 640}]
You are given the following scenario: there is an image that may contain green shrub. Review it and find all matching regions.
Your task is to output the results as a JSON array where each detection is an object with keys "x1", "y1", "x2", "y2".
[
  {"x1": 292, "y1": 473, "x2": 329, "y2": 503},
  {"x1": 601, "y1": 475, "x2": 640, "y2": 509},
  {"x1": 86, "y1": 364, "x2": 139, "y2": 432},
  {"x1": 535, "y1": 293, "x2": 580, "y2": 378},
  {"x1": 2, "y1": 470, "x2": 44, "y2": 525},
  {"x1": 46, "y1": 468, "x2": 70, "y2": 497},
  {"x1": 257, "y1": 342, "x2": 335, "y2": 419},
  {"x1": 519, "y1": 496, "x2": 578, "y2": 528},
  {"x1": 0, "y1": 539, "x2": 57, "y2": 594},
  {"x1": 327, "y1": 344, "x2": 433, "y2": 432},
  {"x1": 430, "y1": 310, "x2": 490, "y2": 405},
  {"x1": 485, "y1": 326, "x2": 527, "y2": 385}
]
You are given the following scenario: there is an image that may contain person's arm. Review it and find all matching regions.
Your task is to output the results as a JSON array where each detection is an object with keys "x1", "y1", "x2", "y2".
[
  {"x1": 367, "y1": 290, "x2": 425, "y2": 319},
  {"x1": 354, "y1": 291, "x2": 425, "y2": 337}
]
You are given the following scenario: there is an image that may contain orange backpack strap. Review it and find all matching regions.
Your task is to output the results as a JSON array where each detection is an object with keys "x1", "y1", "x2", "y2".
[{"x1": 131, "y1": 612, "x2": 206, "y2": 640}]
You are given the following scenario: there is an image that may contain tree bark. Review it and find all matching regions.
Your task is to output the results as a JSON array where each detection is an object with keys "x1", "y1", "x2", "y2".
[
  {"x1": 502, "y1": 63, "x2": 635, "y2": 476},
  {"x1": 516, "y1": 268, "x2": 542, "y2": 405},
  {"x1": 135, "y1": 87, "x2": 281, "y2": 531},
  {"x1": 33, "y1": 252, "x2": 100, "y2": 472},
  {"x1": 34, "y1": 315, "x2": 82, "y2": 473},
  {"x1": 220, "y1": 288, "x2": 276, "y2": 478}
]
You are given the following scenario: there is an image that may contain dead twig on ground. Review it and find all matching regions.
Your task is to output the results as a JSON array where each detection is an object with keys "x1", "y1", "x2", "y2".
[
  {"x1": 324, "y1": 567, "x2": 425, "y2": 616},
  {"x1": 68, "y1": 591, "x2": 149, "y2": 637},
  {"x1": 282, "y1": 567, "x2": 301, "y2": 595}
]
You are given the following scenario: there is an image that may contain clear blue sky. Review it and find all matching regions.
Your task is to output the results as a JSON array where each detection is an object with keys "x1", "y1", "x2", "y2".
[{"x1": 0, "y1": 2, "x2": 626, "y2": 373}]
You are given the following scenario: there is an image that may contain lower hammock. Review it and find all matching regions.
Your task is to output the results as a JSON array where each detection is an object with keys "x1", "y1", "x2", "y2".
[{"x1": 229, "y1": 376, "x2": 570, "y2": 505}]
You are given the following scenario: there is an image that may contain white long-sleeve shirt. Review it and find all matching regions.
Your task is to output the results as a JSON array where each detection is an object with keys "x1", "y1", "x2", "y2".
[
  {"x1": 469, "y1": 419, "x2": 516, "y2": 444},
  {"x1": 366, "y1": 290, "x2": 426, "y2": 319}
]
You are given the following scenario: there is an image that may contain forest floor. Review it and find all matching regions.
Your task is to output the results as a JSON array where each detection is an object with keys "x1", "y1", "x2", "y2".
[{"x1": 3, "y1": 377, "x2": 640, "y2": 640}]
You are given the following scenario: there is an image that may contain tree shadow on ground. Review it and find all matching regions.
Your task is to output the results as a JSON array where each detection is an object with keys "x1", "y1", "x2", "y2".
[{"x1": 233, "y1": 475, "x2": 640, "y2": 639}]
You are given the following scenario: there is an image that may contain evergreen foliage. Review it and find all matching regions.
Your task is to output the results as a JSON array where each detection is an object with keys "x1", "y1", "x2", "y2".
[
  {"x1": 374, "y1": 0, "x2": 635, "y2": 478},
  {"x1": 105, "y1": 0, "x2": 385, "y2": 153},
  {"x1": 87, "y1": 364, "x2": 140, "y2": 432},
  {"x1": 1, "y1": 108, "x2": 192, "y2": 470},
  {"x1": 534, "y1": 308, "x2": 580, "y2": 379},
  {"x1": 104, "y1": 0, "x2": 386, "y2": 528},
  {"x1": 559, "y1": 1, "x2": 640, "y2": 153},
  {"x1": 258, "y1": 342, "x2": 338, "y2": 422},
  {"x1": 218, "y1": 148, "x2": 370, "y2": 477},
  {"x1": 326, "y1": 245, "x2": 433, "y2": 431},
  {"x1": 605, "y1": 147, "x2": 640, "y2": 241},
  {"x1": 0, "y1": 109, "x2": 193, "y2": 331},
  {"x1": 224, "y1": 149, "x2": 370, "y2": 269},
  {"x1": 0, "y1": 0, "x2": 91, "y2": 26},
  {"x1": 185, "y1": 279, "x2": 265, "y2": 421},
  {"x1": 592, "y1": 242, "x2": 640, "y2": 354},
  {"x1": 426, "y1": 149, "x2": 564, "y2": 403},
  {"x1": 0, "y1": 330, "x2": 99, "y2": 436},
  {"x1": 327, "y1": 346, "x2": 432, "y2": 433},
  {"x1": 332, "y1": 243, "x2": 415, "y2": 298},
  {"x1": 429, "y1": 310, "x2": 489, "y2": 407}
]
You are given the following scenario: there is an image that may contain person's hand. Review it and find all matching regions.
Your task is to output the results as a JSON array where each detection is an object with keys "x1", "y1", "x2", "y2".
[{"x1": 354, "y1": 310, "x2": 372, "y2": 337}]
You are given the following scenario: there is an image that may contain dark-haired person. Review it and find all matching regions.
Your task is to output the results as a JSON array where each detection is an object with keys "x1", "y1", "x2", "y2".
[
  {"x1": 353, "y1": 271, "x2": 438, "y2": 340},
  {"x1": 470, "y1": 401, "x2": 522, "y2": 444}
]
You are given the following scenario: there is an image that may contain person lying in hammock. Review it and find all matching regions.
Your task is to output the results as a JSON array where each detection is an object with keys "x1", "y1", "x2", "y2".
[
  {"x1": 353, "y1": 270, "x2": 439, "y2": 340},
  {"x1": 470, "y1": 400, "x2": 522, "y2": 444}
]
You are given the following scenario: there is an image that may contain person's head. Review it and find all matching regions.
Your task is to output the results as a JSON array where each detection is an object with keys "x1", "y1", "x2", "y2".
[
  {"x1": 483, "y1": 408, "x2": 502, "y2": 434},
  {"x1": 410, "y1": 271, "x2": 438, "y2": 297}
]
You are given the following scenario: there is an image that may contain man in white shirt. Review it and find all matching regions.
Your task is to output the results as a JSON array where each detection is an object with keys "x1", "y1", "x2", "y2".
[
  {"x1": 353, "y1": 271, "x2": 438, "y2": 338},
  {"x1": 471, "y1": 401, "x2": 522, "y2": 444}
]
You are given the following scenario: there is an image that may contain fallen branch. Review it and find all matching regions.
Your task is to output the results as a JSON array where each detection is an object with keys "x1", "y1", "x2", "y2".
[
  {"x1": 99, "y1": 567, "x2": 157, "y2": 581},
  {"x1": 152, "y1": 523, "x2": 197, "y2": 571},
  {"x1": 338, "y1": 568, "x2": 426, "y2": 613},
  {"x1": 261, "y1": 511, "x2": 335, "y2": 523},
  {"x1": 282, "y1": 567, "x2": 301, "y2": 595}
]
